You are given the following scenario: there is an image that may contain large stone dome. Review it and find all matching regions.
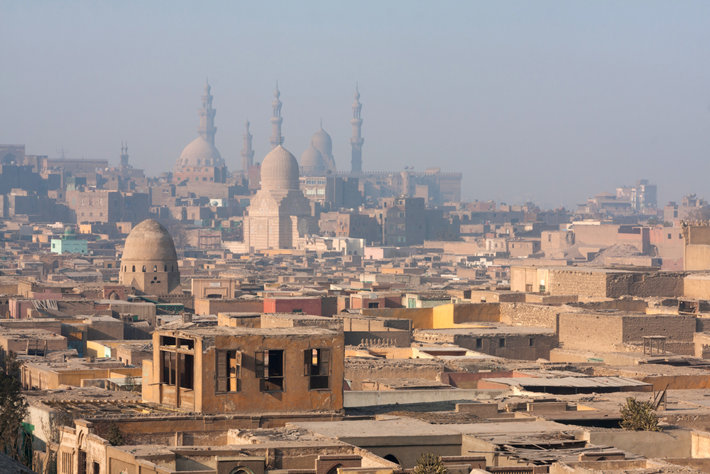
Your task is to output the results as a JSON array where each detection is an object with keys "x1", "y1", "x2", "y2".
[
  {"x1": 260, "y1": 145, "x2": 300, "y2": 191},
  {"x1": 176, "y1": 136, "x2": 224, "y2": 170},
  {"x1": 119, "y1": 219, "x2": 180, "y2": 294},
  {"x1": 122, "y1": 219, "x2": 178, "y2": 262},
  {"x1": 300, "y1": 144, "x2": 326, "y2": 176}
]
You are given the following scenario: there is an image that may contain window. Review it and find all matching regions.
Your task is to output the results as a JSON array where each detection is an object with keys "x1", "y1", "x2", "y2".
[
  {"x1": 529, "y1": 337, "x2": 534, "y2": 346},
  {"x1": 216, "y1": 350, "x2": 241, "y2": 392},
  {"x1": 153, "y1": 265, "x2": 158, "y2": 272},
  {"x1": 160, "y1": 351, "x2": 176, "y2": 385},
  {"x1": 132, "y1": 265, "x2": 135, "y2": 272},
  {"x1": 368, "y1": 302, "x2": 379, "y2": 308},
  {"x1": 142, "y1": 265, "x2": 146, "y2": 272},
  {"x1": 179, "y1": 353, "x2": 194, "y2": 389},
  {"x1": 475, "y1": 338, "x2": 482, "y2": 349},
  {"x1": 499, "y1": 338, "x2": 505, "y2": 348},
  {"x1": 305, "y1": 348, "x2": 330, "y2": 390},
  {"x1": 61, "y1": 452, "x2": 73, "y2": 474},
  {"x1": 255, "y1": 349, "x2": 284, "y2": 392}
]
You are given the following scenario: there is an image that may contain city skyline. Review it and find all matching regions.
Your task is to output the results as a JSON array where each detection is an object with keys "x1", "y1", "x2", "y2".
[{"x1": 2, "y1": 1, "x2": 710, "y2": 208}]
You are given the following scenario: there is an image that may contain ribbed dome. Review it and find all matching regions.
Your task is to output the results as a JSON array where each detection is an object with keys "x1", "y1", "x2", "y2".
[
  {"x1": 300, "y1": 145, "x2": 326, "y2": 176},
  {"x1": 122, "y1": 219, "x2": 178, "y2": 262},
  {"x1": 260, "y1": 145, "x2": 300, "y2": 191},
  {"x1": 176, "y1": 136, "x2": 224, "y2": 170},
  {"x1": 311, "y1": 128, "x2": 333, "y2": 158}
]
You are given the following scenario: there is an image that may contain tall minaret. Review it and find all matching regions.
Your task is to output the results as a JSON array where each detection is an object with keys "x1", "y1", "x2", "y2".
[
  {"x1": 241, "y1": 120, "x2": 254, "y2": 171},
  {"x1": 120, "y1": 141, "x2": 129, "y2": 169},
  {"x1": 198, "y1": 80, "x2": 217, "y2": 145},
  {"x1": 350, "y1": 84, "x2": 364, "y2": 174},
  {"x1": 269, "y1": 83, "x2": 284, "y2": 149}
]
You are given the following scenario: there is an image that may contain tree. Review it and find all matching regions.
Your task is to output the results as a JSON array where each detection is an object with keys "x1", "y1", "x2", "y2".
[
  {"x1": 0, "y1": 349, "x2": 29, "y2": 460},
  {"x1": 619, "y1": 397, "x2": 660, "y2": 431},
  {"x1": 413, "y1": 453, "x2": 447, "y2": 474}
]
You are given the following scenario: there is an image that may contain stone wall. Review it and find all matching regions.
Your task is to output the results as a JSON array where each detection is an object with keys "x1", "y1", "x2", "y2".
[
  {"x1": 558, "y1": 312, "x2": 624, "y2": 352},
  {"x1": 548, "y1": 269, "x2": 609, "y2": 297},
  {"x1": 499, "y1": 302, "x2": 573, "y2": 329}
]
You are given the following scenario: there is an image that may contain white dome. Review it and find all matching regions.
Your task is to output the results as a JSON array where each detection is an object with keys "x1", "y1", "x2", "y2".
[
  {"x1": 311, "y1": 128, "x2": 333, "y2": 158},
  {"x1": 300, "y1": 145, "x2": 326, "y2": 176},
  {"x1": 261, "y1": 145, "x2": 300, "y2": 191},
  {"x1": 176, "y1": 136, "x2": 224, "y2": 170}
]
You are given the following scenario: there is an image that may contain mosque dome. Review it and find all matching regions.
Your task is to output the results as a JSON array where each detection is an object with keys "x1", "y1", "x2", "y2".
[
  {"x1": 122, "y1": 219, "x2": 178, "y2": 263},
  {"x1": 176, "y1": 136, "x2": 224, "y2": 170},
  {"x1": 300, "y1": 145, "x2": 327, "y2": 176},
  {"x1": 311, "y1": 128, "x2": 333, "y2": 158},
  {"x1": 260, "y1": 145, "x2": 300, "y2": 191}
]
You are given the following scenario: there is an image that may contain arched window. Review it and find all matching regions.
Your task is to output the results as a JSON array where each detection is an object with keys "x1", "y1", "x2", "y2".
[
  {"x1": 132, "y1": 265, "x2": 135, "y2": 272},
  {"x1": 229, "y1": 468, "x2": 253, "y2": 474},
  {"x1": 384, "y1": 454, "x2": 400, "y2": 465},
  {"x1": 142, "y1": 265, "x2": 146, "y2": 272},
  {"x1": 153, "y1": 265, "x2": 157, "y2": 272}
]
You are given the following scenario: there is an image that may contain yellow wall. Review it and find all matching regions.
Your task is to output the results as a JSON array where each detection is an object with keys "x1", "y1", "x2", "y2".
[{"x1": 360, "y1": 308, "x2": 433, "y2": 329}]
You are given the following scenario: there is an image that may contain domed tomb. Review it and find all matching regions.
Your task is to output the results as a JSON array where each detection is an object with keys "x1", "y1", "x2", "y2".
[
  {"x1": 119, "y1": 219, "x2": 180, "y2": 295},
  {"x1": 260, "y1": 145, "x2": 300, "y2": 193}
]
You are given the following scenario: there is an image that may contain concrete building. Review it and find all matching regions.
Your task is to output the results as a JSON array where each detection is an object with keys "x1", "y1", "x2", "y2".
[{"x1": 142, "y1": 315, "x2": 344, "y2": 414}]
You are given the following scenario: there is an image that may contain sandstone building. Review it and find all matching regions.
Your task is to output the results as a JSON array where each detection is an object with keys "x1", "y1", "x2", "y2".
[{"x1": 118, "y1": 219, "x2": 181, "y2": 295}]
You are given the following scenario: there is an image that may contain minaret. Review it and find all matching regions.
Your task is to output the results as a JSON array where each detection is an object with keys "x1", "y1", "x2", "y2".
[
  {"x1": 270, "y1": 83, "x2": 284, "y2": 149},
  {"x1": 120, "y1": 141, "x2": 129, "y2": 169},
  {"x1": 241, "y1": 120, "x2": 255, "y2": 171},
  {"x1": 198, "y1": 80, "x2": 217, "y2": 145},
  {"x1": 350, "y1": 83, "x2": 364, "y2": 174}
]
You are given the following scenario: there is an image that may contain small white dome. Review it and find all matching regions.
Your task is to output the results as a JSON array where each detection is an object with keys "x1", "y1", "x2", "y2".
[
  {"x1": 311, "y1": 128, "x2": 333, "y2": 158},
  {"x1": 300, "y1": 145, "x2": 326, "y2": 176},
  {"x1": 261, "y1": 145, "x2": 300, "y2": 191}
]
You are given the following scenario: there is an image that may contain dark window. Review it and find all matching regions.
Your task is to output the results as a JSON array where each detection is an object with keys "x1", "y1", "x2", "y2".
[
  {"x1": 529, "y1": 337, "x2": 534, "y2": 346},
  {"x1": 132, "y1": 265, "x2": 135, "y2": 272},
  {"x1": 216, "y1": 350, "x2": 241, "y2": 392},
  {"x1": 475, "y1": 338, "x2": 482, "y2": 349},
  {"x1": 160, "y1": 336, "x2": 176, "y2": 347},
  {"x1": 178, "y1": 338, "x2": 194, "y2": 350},
  {"x1": 304, "y1": 348, "x2": 330, "y2": 390},
  {"x1": 255, "y1": 349, "x2": 284, "y2": 392},
  {"x1": 160, "y1": 350, "x2": 176, "y2": 385},
  {"x1": 179, "y1": 353, "x2": 194, "y2": 389},
  {"x1": 164, "y1": 265, "x2": 167, "y2": 272},
  {"x1": 499, "y1": 338, "x2": 505, "y2": 348},
  {"x1": 142, "y1": 265, "x2": 146, "y2": 272},
  {"x1": 368, "y1": 302, "x2": 379, "y2": 308}
]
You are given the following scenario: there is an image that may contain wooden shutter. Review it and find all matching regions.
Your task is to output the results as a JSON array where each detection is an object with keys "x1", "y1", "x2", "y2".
[
  {"x1": 255, "y1": 350, "x2": 265, "y2": 378},
  {"x1": 215, "y1": 350, "x2": 227, "y2": 392},
  {"x1": 320, "y1": 348, "x2": 330, "y2": 375}
]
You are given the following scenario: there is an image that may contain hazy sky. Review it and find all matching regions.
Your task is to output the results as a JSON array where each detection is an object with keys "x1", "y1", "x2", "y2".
[{"x1": 1, "y1": 1, "x2": 709, "y2": 208}]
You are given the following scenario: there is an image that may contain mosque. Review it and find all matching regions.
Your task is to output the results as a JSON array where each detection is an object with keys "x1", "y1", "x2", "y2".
[
  {"x1": 173, "y1": 81, "x2": 228, "y2": 184},
  {"x1": 119, "y1": 219, "x2": 181, "y2": 295}
]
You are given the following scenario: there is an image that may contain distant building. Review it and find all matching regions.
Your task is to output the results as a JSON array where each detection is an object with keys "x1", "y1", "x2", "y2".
[
  {"x1": 173, "y1": 81, "x2": 228, "y2": 184},
  {"x1": 50, "y1": 227, "x2": 88, "y2": 255},
  {"x1": 243, "y1": 146, "x2": 315, "y2": 251}
]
